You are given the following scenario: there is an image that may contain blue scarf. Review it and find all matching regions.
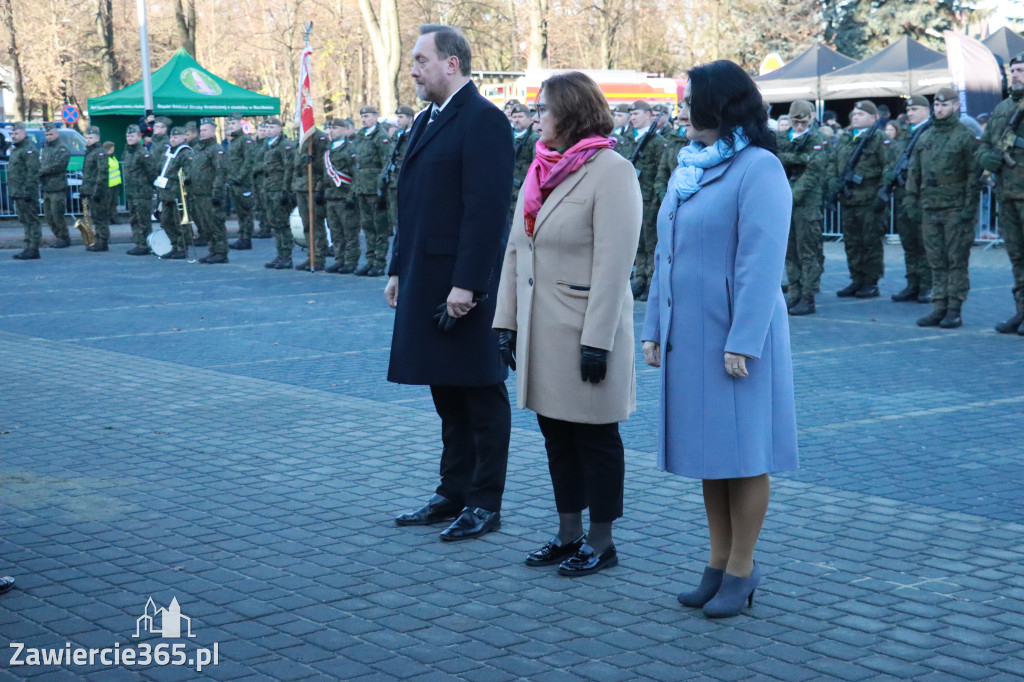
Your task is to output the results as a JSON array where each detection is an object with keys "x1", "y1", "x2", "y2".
[{"x1": 669, "y1": 130, "x2": 749, "y2": 202}]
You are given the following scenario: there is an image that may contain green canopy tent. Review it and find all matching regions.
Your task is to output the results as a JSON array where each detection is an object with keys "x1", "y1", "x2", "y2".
[{"x1": 86, "y1": 48, "x2": 280, "y2": 154}]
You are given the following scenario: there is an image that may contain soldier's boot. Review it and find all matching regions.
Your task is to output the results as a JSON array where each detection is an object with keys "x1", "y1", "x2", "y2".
[
  {"x1": 50, "y1": 239, "x2": 71, "y2": 249},
  {"x1": 836, "y1": 280, "x2": 862, "y2": 298},
  {"x1": 264, "y1": 256, "x2": 282, "y2": 269},
  {"x1": 161, "y1": 250, "x2": 186, "y2": 260},
  {"x1": 785, "y1": 287, "x2": 802, "y2": 309},
  {"x1": 939, "y1": 305, "x2": 963, "y2": 329},
  {"x1": 325, "y1": 260, "x2": 344, "y2": 273},
  {"x1": 274, "y1": 257, "x2": 293, "y2": 270},
  {"x1": 126, "y1": 245, "x2": 150, "y2": 256},
  {"x1": 366, "y1": 266, "x2": 385, "y2": 277},
  {"x1": 253, "y1": 229, "x2": 273, "y2": 239},
  {"x1": 917, "y1": 308, "x2": 947, "y2": 327},
  {"x1": 995, "y1": 312, "x2": 1024, "y2": 334},
  {"x1": 916, "y1": 288, "x2": 933, "y2": 304},
  {"x1": 788, "y1": 295, "x2": 816, "y2": 316},
  {"x1": 891, "y1": 284, "x2": 920, "y2": 302},
  {"x1": 335, "y1": 263, "x2": 357, "y2": 274},
  {"x1": 194, "y1": 238, "x2": 208, "y2": 247},
  {"x1": 854, "y1": 282, "x2": 880, "y2": 299},
  {"x1": 229, "y1": 238, "x2": 252, "y2": 250},
  {"x1": 354, "y1": 263, "x2": 372, "y2": 276},
  {"x1": 296, "y1": 259, "x2": 324, "y2": 272},
  {"x1": 638, "y1": 280, "x2": 650, "y2": 302},
  {"x1": 12, "y1": 248, "x2": 40, "y2": 260},
  {"x1": 86, "y1": 239, "x2": 109, "y2": 252},
  {"x1": 199, "y1": 253, "x2": 228, "y2": 264}
]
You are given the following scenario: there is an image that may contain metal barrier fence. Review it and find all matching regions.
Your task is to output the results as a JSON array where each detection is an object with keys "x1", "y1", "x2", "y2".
[{"x1": 0, "y1": 161, "x2": 126, "y2": 218}]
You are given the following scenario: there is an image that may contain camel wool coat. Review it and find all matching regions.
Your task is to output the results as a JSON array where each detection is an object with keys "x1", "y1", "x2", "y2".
[{"x1": 494, "y1": 148, "x2": 643, "y2": 424}]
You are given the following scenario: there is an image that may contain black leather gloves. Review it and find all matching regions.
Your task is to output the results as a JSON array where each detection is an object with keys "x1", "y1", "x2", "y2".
[
  {"x1": 279, "y1": 193, "x2": 292, "y2": 207},
  {"x1": 580, "y1": 345, "x2": 608, "y2": 384},
  {"x1": 433, "y1": 293, "x2": 489, "y2": 332},
  {"x1": 314, "y1": 190, "x2": 325, "y2": 206},
  {"x1": 211, "y1": 196, "x2": 223, "y2": 207},
  {"x1": 496, "y1": 329, "x2": 517, "y2": 370},
  {"x1": 376, "y1": 194, "x2": 388, "y2": 210}
]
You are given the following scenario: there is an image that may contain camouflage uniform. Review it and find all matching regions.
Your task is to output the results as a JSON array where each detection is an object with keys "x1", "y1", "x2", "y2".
[
  {"x1": 907, "y1": 111, "x2": 980, "y2": 316},
  {"x1": 261, "y1": 132, "x2": 295, "y2": 262},
  {"x1": 8, "y1": 133, "x2": 41, "y2": 251},
  {"x1": 385, "y1": 125, "x2": 412, "y2": 233},
  {"x1": 81, "y1": 139, "x2": 112, "y2": 245},
  {"x1": 779, "y1": 128, "x2": 827, "y2": 300},
  {"x1": 654, "y1": 129, "x2": 688, "y2": 204},
  {"x1": 630, "y1": 123, "x2": 665, "y2": 286},
  {"x1": 154, "y1": 139, "x2": 195, "y2": 255},
  {"x1": 510, "y1": 125, "x2": 538, "y2": 217},
  {"x1": 121, "y1": 136, "x2": 158, "y2": 248},
  {"x1": 226, "y1": 128, "x2": 256, "y2": 241},
  {"x1": 352, "y1": 123, "x2": 391, "y2": 272},
  {"x1": 290, "y1": 128, "x2": 331, "y2": 268},
  {"x1": 324, "y1": 130, "x2": 358, "y2": 269},
  {"x1": 883, "y1": 120, "x2": 933, "y2": 297},
  {"x1": 188, "y1": 134, "x2": 229, "y2": 257},
  {"x1": 829, "y1": 126, "x2": 887, "y2": 289},
  {"x1": 977, "y1": 88, "x2": 1024, "y2": 322},
  {"x1": 613, "y1": 126, "x2": 636, "y2": 160},
  {"x1": 39, "y1": 133, "x2": 70, "y2": 244}
]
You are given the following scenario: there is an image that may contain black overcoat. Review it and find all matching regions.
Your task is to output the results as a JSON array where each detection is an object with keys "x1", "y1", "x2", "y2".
[{"x1": 387, "y1": 82, "x2": 515, "y2": 386}]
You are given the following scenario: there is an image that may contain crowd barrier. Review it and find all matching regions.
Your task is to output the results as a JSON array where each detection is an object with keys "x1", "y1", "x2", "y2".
[{"x1": 0, "y1": 161, "x2": 125, "y2": 218}]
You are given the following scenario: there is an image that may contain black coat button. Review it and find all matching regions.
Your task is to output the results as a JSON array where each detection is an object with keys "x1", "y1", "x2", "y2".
[{"x1": 528, "y1": 277, "x2": 533, "y2": 286}]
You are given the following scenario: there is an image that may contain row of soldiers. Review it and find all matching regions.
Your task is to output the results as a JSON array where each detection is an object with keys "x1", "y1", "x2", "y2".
[{"x1": 778, "y1": 81, "x2": 1024, "y2": 335}]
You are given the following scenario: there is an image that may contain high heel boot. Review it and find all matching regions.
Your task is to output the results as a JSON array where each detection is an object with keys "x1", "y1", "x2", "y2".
[
  {"x1": 677, "y1": 566, "x2": 724, "y2": 608},
  {"x1": 703, "y1": 563, "x2": 761, "y2": 618}
]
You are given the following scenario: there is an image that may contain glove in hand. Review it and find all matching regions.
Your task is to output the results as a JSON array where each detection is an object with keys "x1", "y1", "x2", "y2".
[
  {"x1": 580, "y1": 345, "x2": 608, "y2": 384},
  {"x1": 496, "y1": 329, "x2": 517, "y2": 370}
]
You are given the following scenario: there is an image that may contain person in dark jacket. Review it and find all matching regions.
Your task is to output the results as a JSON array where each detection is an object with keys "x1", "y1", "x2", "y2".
[{"x1": 8, "y1": 123, "x2": 41, "y2": 260}]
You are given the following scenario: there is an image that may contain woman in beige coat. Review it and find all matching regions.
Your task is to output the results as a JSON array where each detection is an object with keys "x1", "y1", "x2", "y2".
[{"x1": 493, "y1": 72, "x2": 643, "y2": 577}]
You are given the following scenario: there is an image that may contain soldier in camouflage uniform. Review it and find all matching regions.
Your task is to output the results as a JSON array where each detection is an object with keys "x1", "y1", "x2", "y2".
[
  {"x1": 81, "y1": 125, "x2": 111, "y2": 252},
  {"x1": 884, "y1": 95, "x2": 933, "y2": 303},
  {"x1": 779, "y1": 100, "x2": 827, "y2": 315},
  {"x1": 907, "y1": 89, "x2": 980, "y2": 328},
  {"x1": 654, "y1": 111, "x2": 688, "y2": 204},
  {"x1": 121, "y1": 124, "x2": 158, "y2": 255},
  {"x1": 149, "y1": 116, "x2": 172, "y2": 154},
  {"x1": 323, "y1": 118, "x2": 359, "y2": 273},
  {"x1": 384, "y1": 106, "x2": 415, "y2": 235},
  {"x1": 829, "y1": 100, "x2": 888, "y2": 298},
  {"x1": 251, "y1": 121, "x2": 272, "y2": 238},
  {"x1": 611, "y1": 103, "x2": 634, "y2": 158},
  {"x1": 352, "y1": 105, "x2": 391, "y2": 276},
  {"x1": 226, "y1": 114, "x2": 257, "y2": 250},
  {"x1": 8, "y1": 123, "x2": 41, "y2": 260},
  {"x1": 509, "y1": 103, "x2": 538, "y2": 217},
  {"x1": 189, "y1": 118, "x2": 229, "y2": 264},
  {"x1": 153, "y1": 126, "x2": 195, "y2": 259},
  {"x1": 290, "y1": 126, "x2": 331, "y2": 270},
  {"x1": 260, "y1": 117, "x2": 295, "y2": 269},
  {"x1": 626, "y1": 100, "x2": 665, "y2": 300},
  {"x1": 39, "y1": 122, "x2": 71, "y2": 248},
  {"x1": 978, "y1": 51, "x2": 1024, "y2": 335}
]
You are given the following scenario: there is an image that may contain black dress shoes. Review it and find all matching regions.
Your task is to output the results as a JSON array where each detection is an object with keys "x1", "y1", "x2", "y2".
[
  {"x1": 395, "y1": 494, "x2": 463, "y2": 526},
  {"x1": 439, "y1": 507, "x2": 501, "y2": 541},
  {"x1": 525, "y1": 533, "x2": 586, "y2": 567},
  {"x1": 558, "y1": 544, "x2": 618, "y2": 576}
]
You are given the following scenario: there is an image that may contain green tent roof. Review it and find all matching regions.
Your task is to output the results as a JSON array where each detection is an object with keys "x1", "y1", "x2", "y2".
[{"x1": 87, "y1": 48, "x2": 280, "y2": 116}]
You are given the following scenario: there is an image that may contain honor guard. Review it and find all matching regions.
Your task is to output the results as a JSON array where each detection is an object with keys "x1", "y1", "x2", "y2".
[
  {"x1": 149, "y1": 116, "x2": 172, "y2": 153},
  {"x1": 153, "y1": 126, "x2": 195, "y2": 259},
  {"x1": 352, "y1": 105, "x2": 391, "y2": 276},
  {"x1": 39, "y1": 122, "x2": 71, "y2": 248},
  {"x1": 251, "y1": 121, "x2": 272, "y2": 238},
  {"x1": 611, "y1": 103, "x2": 634, "y2": 157},
  {"x1": 655, "y1": 109, "x2": 689, "y2": 204},
  {"x1": 8, "y1": 123, "x2": 41, "y2": 260},
  {"x1": 323, "y1": 118, "x2": 358, "y2": 273},
  {"x1": 226, "y1": 114, "x2": 257, "y2": 250},
  {"x1": 260, "y1": 117, "x2": 295, "y2": 269},
  {"x1": 188, "y1": 118, "x2": 229, "y2": 263},
  {"x1": 383, "y1": 106, "x2": 415, "y2": 236},
  {"x1": 510, "y1": 103, "x2": 538, "y2": 217},
  {"x1": 627, "y1": 100, "x2": 665, "y2": 300},
  {"x1": 122, "y1": 124, "x2": 158, "y2": 255},
  {"x1": 908, "y1": 88, "x2": 980, "y2": 329},
  {"x1": 81, "y1": 126, "x2": 111, "y2": 252},
  {"x1": 778, "y1": 100, "x2": 827, "y2": 315}
]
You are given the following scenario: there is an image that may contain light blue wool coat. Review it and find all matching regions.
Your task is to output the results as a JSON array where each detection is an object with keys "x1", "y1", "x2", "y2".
[{"x1": 642, "y1": 145, "x2": 800, "y2": 480}]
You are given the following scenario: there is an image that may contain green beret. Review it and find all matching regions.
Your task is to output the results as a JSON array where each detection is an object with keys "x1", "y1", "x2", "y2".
[
  {"x1": 185, "y1": 121, "x2": 198, "y2": 131},
  {"x1": 327, "y1": 118, "x2": 347, "y2": 128},
  {"x1": 343, "y1": 117, "x2": 354, "y2": 128},
  {"x1": 906, "y1": 95, "x2": 929, "y2": 108},
  {"x1": 11, "y1": 122, "x2": 26, "y2": 131},
  {"x1": 265, "y1": 116, "x2": 282, "y2": 126},
  {"x1": 199, "y1": 117, "x2": 216, "y2": 126},
  {"x1": 789, "y1": 100, "x2": 815, "y2": 119},
  {"x1": 651, "y1": 103, "x2": 669, "y2": 114},
  {"x1": 360, "y1": 105, "x2": 378, "y2": 115},
  {"x1": 156, "y1": 116, "x2": 173, "y2": 127},
  {"x1": 510, "y1": 104, "x2": 530, "y2": 116},
  {"x1": 934, "y1": 88, "x2": 959, "y2": 104},
  {"x1": 396, "y1": 105, "x2": 416, "y2": 117},
  {"x1": 853, "y1": 100, "x2": 878, "y2": 117},
  {"x1": 126, "y1": 124, "x2": 141, "y2": 134},
  {"x1": 44, "y1": 122, "x2": 60, "y2": 132},
  {"x1": 86, "y1": 126, "x2": 100, "y2": 136},
  {"x1": 170, "y1": 126, "x2": 186, "y2": 136},
  {"x1": 1012, "y1": 51, "x2": 1024, "y2": 67},
  {"x1": 630, "y1": 100, "x2": 652, "y2": 112},
  {"x1": 228, "y1": 113, "x2": 244, "y2": 122}
]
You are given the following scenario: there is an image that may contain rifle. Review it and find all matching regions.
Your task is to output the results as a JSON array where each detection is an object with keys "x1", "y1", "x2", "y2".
[
  {"x1": 878, "y1": 119, "x2": 931, "y2": 203},
  {"x1": 835, "y1": 119, "x2": 883, "y2": 202},
  {"x1": 379, "y1": 129, "x2": 407, "y2": 196},
  {"x1": 511, "y1": 131, "x2": 531, "y2": 189},
  {"x1": 629, "y1": 111, "x2": 666, "y2": 178},
  {"x1": 998, "y1": 99, "x2": 1024, "y2": 168}
]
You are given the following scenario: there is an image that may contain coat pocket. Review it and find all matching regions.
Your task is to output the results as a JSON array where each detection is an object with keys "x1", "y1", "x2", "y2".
[
  {"x1": 556, "y1": 280, "x2": 591, "y2": 298},
  {"x1": 725, "y1": 277, "x2": 734, "y2": 323}
]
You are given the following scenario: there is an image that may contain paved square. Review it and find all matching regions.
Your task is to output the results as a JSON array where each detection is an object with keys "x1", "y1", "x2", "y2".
[{"x1": 1, "y1": 238, "x2": 1022, "y2": 681}]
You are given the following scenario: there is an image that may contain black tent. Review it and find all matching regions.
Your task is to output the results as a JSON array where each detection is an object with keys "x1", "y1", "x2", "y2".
[
  {"x1": 983, "y1": 26, "x2": 1024, "y2": 63},
  {"x1": 821, "y1": 36, "x2": 947, "y2": 99},
  {"x1": 755, "y1": 43, "x2": 856, "y2": 104}
]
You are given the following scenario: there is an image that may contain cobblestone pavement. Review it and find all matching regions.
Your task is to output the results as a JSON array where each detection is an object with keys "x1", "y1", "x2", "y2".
[{"x1": 1, "y1": 239, "x2": 1022, "y2": 681}]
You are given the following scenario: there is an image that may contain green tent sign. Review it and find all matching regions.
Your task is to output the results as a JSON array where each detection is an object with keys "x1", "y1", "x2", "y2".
[{"x1": 180, "y1": 67, "x2": 223, "y2": 96}]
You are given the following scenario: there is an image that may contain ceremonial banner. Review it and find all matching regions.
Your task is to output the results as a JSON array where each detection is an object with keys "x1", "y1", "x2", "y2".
[{"x1": 296, "y1": 45, "x2": 315, "y2": 145}]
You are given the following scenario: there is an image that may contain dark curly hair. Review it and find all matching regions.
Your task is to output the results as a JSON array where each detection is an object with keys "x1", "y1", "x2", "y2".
[
  {"x1": 539, "y1": 72, "x2": 614, "y2": 148},
  {"x1": 686, "y1": 60, "x2": 777, "y2": 155}
]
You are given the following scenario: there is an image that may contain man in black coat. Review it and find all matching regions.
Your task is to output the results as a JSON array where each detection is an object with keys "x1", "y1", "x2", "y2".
[{"x1": 386, "y1": 25, "x2": 514, "y2": 541}]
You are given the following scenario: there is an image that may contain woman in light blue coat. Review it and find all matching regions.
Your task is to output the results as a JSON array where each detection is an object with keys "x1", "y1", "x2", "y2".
[{"x1": 641, "y1": 61, "x2": 799, "y2": 618}]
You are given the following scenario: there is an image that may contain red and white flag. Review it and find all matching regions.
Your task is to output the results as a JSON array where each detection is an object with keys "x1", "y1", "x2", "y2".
[{"x1": 296, "y1": 45, "x2": 315, "y2": 145}]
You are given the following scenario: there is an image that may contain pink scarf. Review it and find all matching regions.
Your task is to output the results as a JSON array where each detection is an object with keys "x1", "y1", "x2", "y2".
[{"x1": 522, "y1": 135, "x2": 616, "y2": 237}]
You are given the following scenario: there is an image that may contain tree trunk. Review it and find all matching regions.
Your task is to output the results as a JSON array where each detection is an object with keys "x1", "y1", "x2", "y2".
[
  {"x1": 0, "y1": 0, "x2": 26, "y2": 120},
  {"x1": 96, "y1": 0, "x2": 120, "y2": 91},
  {"x1": 356, "y1": 0, "x2": 400, "y2": 114},
  {"x1": 528, "y1": 0, "x2": 548, "y2": 69},
  {"x1": 173, "y1": 0, "x2": 197, "y2": 57}
]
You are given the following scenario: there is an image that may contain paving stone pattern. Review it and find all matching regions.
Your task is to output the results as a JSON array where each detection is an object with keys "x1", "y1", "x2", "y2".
[{"x1": 1, "y1": 240, "x2": 1022, "y2": 681}]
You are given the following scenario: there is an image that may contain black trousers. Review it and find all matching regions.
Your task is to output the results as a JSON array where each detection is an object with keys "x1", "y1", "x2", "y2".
[
  {"x1": 430, "y1": 382, "x2": 511, "y2": 512},
  {"x1": 536, "y1": 415, "x2": 624, "y2": 523}
]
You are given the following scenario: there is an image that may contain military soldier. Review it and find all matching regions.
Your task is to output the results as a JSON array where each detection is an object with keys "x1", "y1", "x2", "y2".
[
  {"x1": 352, "y1": 105, "x2": 391, "y2": 276},
  {"x1": 153, "y1": 126, "x2": 195, "y2": 259},
  {"x1": 122, "y1": 124, "x2": 158, "y2": 255},
  {"x1": 323, "y1": 118, "x2": 358, "y2": 273},
  {"x1": 627, "y1": 99, "x2": 665, "y2": 300},
  {"x1": 830, "y1": 100, "x2": 887, "y2": 298},
  {"x1": 778, "y1": 100, "x2": 827, "y2": 315},
  {"x1": 184, "y1": 120, "x2": 198, "y2": 146},
  {"x1": 509, "y1": 103, "x2": 538, "y2": 216},
  {"x1": 149, "y1": 116, "x2": 172, "y2": 153},
  {"x1": 885, "y1": 95, "x2": 933, "y2": 303},
  {"x1": 978, "y1": 51, "x2": 1024, "y2": 335},
  {"x1": 81, "y1": 125, "x2": 111, "y2": 252},
  {"x1": 611, "y1": 103, "x2": 633, "y2": 156},
  {"x1": 38, "y1": 122, "x2": 71, "y2": 248},
  {"x1": 251, "y1": 121, "x2": 272, "y2": 238},
  {"x1": 226, "y1": 114, "x2": 256, "y2": 250},
  {"x1": 188, "y1": 118, "x2": 229, "y2": 264},
  {"x1": 906, "y1": 89, "x2": 980, "y2": 328},
  {"x1": 260, "y1": 117, "x2": 295, "y2": 269},
  {"x1": 290, "y1": 126, "x2": 330, "y2": 270},
  {"x1": 654, "y1": 111, "x2": 688, "y2": 204},
  {"x1": 384, "y1": 106, "x2": 415, "y2": 235},
  {"x1": 8, "y1": 122, "x2": 41, "y2": 260}
]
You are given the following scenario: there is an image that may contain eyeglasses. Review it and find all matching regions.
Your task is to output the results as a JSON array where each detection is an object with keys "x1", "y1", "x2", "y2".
[{"x1": 534, "y1": 105, "x2": 548, "y2": 115}]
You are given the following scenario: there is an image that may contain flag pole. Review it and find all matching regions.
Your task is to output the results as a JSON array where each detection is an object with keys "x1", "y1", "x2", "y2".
[{"x1": 304, "y1": 23, "x2": 315, "y2": 271}]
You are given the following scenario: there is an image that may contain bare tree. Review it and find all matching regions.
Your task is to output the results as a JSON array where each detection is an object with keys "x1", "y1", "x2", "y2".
[
  {"x1": 528, "y1": 0, "x2": 548, "y2": 68},
  {"x1": 356, "y1": 0, "x2": 400, "y2": 113},
  {"x1": 0, "y1": 0, "x2": 26, "y2": 119},
  {"x1": 96, "y1": 0, "x2": 120, "y2": 90},
  {"x1": 173, "y1": 0, "x2": 197, "y2": 56}
]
